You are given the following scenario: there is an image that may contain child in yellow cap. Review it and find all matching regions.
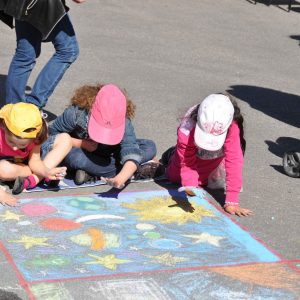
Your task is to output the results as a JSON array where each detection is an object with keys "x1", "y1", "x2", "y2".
[{"x1": 0, "y1": 103, "x2": 72, "y2": 206}]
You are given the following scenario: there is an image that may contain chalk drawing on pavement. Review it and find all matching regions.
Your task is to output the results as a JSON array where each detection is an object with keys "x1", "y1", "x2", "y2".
[{"x1": 0, "y1": 190, "x2": 280, "y2": 282}]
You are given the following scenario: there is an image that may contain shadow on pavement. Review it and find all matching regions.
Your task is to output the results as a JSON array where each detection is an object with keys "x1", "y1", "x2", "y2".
[
  {"x1": 227, "y1": 85, "x2": 300, "y2": 128},
  {"x1": 0, "y1": 289, "x2": 22, "y2": 300},
  {"x1": 290, "y1": 35, "x2": 300, "y2": 45},
  {"x1": 251, "y1": 0, "x2": 300, "y2": 12},
  {"x1": 265, "y1": 136, "x2": 300, "y2": 157}
]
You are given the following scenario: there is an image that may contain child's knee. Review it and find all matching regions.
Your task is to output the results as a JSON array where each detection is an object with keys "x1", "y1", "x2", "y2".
[{"x1": 0, "y1": 161, "x2": 15, "y2": 179}]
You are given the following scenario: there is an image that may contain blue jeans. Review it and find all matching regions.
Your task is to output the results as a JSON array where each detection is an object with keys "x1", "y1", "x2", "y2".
[
  {"x1": 40, "y1": 135, "x2": 56, "y2": 160},
  {"x1": 6, "y1": 14, "x2": 79, "y2": 108},
  {"x1": 63, "y1": 139, "x2": 157, "y2": 177}
]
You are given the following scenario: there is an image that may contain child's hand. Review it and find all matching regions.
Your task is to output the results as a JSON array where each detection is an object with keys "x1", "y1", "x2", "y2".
[
  {"x1": 0, "y1": 188, "x2": 18, "y2": 206},
  {"x1": 46, "y1": 167, "x2": 67, "y2": 180},
  {"x1": 178, "y1": 186, "x2": 204, "y2": 197},
  {"x1": 82, "y1": 140, "x2": 98, "y2": 152},
  {"x1": 101, "y1": 177, "x2": 125, "y2": 189},
  {"x1": 224, "y1": 205, "x2": 253, "y2": 217},
  {"x1": 178, "y1": 186, "x2": 196, "y2": 196}
]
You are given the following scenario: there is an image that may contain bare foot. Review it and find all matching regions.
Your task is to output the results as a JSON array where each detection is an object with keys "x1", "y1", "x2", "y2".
[{"x1": 0, "y1": 188, "x2": 18, "y2": 206}]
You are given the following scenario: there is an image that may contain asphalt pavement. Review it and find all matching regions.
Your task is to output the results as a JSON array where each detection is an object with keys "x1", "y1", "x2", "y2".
[{"x1": 0, "y1": 0, "x2": 299, "y2": 299}]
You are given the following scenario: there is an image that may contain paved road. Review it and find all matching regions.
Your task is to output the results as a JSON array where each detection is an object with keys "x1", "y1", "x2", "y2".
[{"x1": 0, "y1": 0, "x2": 299, "y2": 299}]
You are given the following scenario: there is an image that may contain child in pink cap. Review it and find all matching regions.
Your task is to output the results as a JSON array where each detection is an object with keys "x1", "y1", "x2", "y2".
[
  {"x1": 162, "y1": 94, "x2": 252, "y2": 217},
  {"x1": 47, "y1": 83, "x2": 160, "y2": 189}
]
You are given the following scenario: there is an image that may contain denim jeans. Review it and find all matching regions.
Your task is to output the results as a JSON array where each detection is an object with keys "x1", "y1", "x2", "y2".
[
  {"x1": 63, "y1": 139, "x2": 157, "y2": 177},
  {"x1": 6, "y1": 14, "x2": 79, "y2": 108},
  {"x1": 48, "y1": 105, "x2": 152, "y2": 167},
  {"x1": 40, "y1": 135, "x2": 56, "y2": 160}
]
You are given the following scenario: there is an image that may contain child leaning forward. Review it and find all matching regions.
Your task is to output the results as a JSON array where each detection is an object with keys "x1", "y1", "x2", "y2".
[
  {"x1": 48, "y1": 83, "x2": 160, "y2": 189},
  {"x1": 0, "y1": 103, "x2": 72, "y2": 205},
  {"x1": 162, "y1": 93, "x2": 252, "y2": 217}
]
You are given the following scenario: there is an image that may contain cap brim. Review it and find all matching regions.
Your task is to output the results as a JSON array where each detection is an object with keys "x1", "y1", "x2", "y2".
[
  {"x1": 194, "y1": 123, "x2": 226, "y2": 151},
  {"x1": 88, "y1": 115, "x2": 125, "y2": 145}
]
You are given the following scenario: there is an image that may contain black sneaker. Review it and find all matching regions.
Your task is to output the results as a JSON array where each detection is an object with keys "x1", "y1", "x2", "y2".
[
  {"x1": 12, "y1": 177, "x2": 26, "y2": 195},
  {"x1": 44, "y1": 179, "x2": 60, "y2": 188},
  {"x1": 133, "y1": 162, "x2": 165, "y2": 181},
  {"x1": 160, "y1": 146, "x2": 176, "y2": 166},
  {"x1": 74, "y1": 169, "x2": 98, "y2": 185}
]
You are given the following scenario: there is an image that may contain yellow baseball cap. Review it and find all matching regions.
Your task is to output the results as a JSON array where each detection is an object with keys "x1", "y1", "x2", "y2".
[{"x1": 0, "y1": 103, "x2": 42, "y2": 139}]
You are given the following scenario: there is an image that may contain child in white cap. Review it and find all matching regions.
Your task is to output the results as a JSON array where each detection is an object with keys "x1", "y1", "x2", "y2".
[
  {"x1": 47, "y1": 83, "x2": 160, "y2": 189},
  {"x1": 163, "y1": 94, "x2": 252, "y2": 217},
  {"x1": 0, "y1": 103, "x2": 72, "y2": 205}
]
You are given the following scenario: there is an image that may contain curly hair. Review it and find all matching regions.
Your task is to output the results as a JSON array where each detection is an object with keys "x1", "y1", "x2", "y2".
[{"x1": 70, "y1": 83, "x2": 136, "y2": 120}]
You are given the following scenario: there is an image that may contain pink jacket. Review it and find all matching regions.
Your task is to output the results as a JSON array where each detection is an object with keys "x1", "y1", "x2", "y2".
[{"x1": 166, "y1": 117, "x2": 243, "y2": 204}]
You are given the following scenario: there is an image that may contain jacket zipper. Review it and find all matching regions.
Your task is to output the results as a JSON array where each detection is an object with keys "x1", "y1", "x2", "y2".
[{"x1": 25, "y1": 0, "x2": 39, "y2": 16}]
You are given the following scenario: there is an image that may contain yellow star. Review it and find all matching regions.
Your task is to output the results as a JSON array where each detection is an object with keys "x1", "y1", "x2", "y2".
[
  {"x1": 10, "y1": 235, "x2": 51, "y2": 249},
  {"x1": 85, "y1": 254, "x2": 132, "y2": 270},
  {"x1": 0, "y1": 210, "x2": 24, "y2": 221},
  {"x1": 183, "y1": 232, "x2": 225, "y2": 247},
  {"x1": 148, "y1": 252, "x2": 188, "y2": 266}
]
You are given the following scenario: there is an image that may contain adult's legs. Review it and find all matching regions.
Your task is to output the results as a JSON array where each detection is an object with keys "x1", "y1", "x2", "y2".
[
  {"x1": 63, "y1": 148, "x2": 117, "y2": 178},
  {"x1": 6, "y1": 20, "x2": 42, "y2": 104},
  {"x1": 26, "y1": 14, "x2": 79, "y2": 108}
]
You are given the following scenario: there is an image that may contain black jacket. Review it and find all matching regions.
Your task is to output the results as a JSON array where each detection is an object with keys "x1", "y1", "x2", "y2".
[{"x1": 0, "y1": 0, "x2": 69, "y2": 39}]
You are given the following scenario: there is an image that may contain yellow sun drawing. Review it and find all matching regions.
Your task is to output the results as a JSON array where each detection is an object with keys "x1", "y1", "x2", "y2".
[{"x1": 123, "y1": 196, "x2": 215, "y2": 225}]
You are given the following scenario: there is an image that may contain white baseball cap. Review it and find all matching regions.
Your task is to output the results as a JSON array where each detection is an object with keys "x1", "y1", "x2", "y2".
[{"x1": 194, "y1": 94, "x2": 234, "y2": 151}]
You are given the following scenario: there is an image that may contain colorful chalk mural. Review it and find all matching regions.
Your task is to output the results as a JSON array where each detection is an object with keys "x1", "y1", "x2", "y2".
[
  {"x1": 29, "y1": 263, "x2": 300, "y2": 300},
  {"x1": 0, "y1": 189, "x2": 299, "y2": 299}
]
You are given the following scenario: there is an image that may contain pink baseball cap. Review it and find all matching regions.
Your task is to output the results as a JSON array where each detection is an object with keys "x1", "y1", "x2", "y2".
[
  {"x1": 194, "y1": 94, "x2": 234, "y2": 151},
  {"x1": 88, "y1": 84, "x2": 126, "y2": 145}
]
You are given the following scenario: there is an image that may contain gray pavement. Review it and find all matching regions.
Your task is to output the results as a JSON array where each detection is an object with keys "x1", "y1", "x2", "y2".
[{"x1": 0, "y1": 0, "x2": 299, "y2": 299}]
